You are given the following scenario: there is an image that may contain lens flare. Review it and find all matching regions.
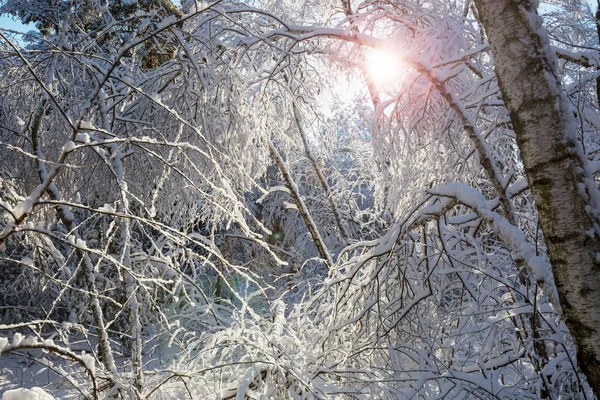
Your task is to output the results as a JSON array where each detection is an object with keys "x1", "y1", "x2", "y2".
[{"x1": 366, "y1": 49, "x2": 404, "y2": 86}]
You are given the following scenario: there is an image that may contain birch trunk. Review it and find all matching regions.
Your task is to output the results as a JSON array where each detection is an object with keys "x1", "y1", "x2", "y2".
[
  {"x1": 267, "y1": 139, "x2": 334, "y2": 268},
  {"x1": 293, "y1": 104, "x2": 350, "y2": 241},
  {"x1": 474, "y1": 0, "x2": 600, "y2": 395}
]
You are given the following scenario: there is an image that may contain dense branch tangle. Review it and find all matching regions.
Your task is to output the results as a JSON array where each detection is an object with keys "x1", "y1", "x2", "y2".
[
  {"x1": 0, "y1": 2, "x2": 303, "y2": 398},
  {"x1": 309, "y1": 184, "x2": 576, "y2": 398},
  {"x1": 0, "y1": 1, "x2": 596, "y2": 399}
]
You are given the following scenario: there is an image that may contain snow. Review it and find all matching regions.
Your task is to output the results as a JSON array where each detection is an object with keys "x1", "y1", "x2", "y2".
[
  {"x1": 235, "y1": 366, "x2": 263, "y2": 400},
  {"x1": 157, "y1": 15, "x2": 178, "y2": 30},
  {"x1": 79, "y1": 121, "x2": 95, "y2": 130},
  {"x1": 98, "y1": 204, "x2": 115, "y2": 213},
  {"x1": 584, "y1": 108, "x2": 600, "y2": 130},
  {"x1": 429, "y1": 183, "x2": 560, "y2": 309},
  {"x1": 12, "y1": 196, "x2": 36, "y2": 219},
  {"x1": 11, "y1": 333, "x2": 23, "y2": 347},
  {"x1": 61, "y1": 141, "x2": 76, "y2": 153},
  {"x1": 75, "y1": 133, "x2": 90, "y2": 143},
  {"x1": 140, "y1": 136, "x2": 157, "y2": 143},
  {"x1": 0, "y1": 2, "x2": 593, "y2": 399},
  {"x1": 256, "y1": 185, "x2": 290, "y2": 203},
  {"x1": 80, "y1": 353, "x2": 96, "y2": 377},
  {"x1": 149, "y1": 93, "x2": 161, "y2": 103},
  {"x1": 0, "y1": 337, "x2": 7, "y2": 354},
  {"x1": 506, "y1": 177, "x2": 528, "y2": 197},
  {"x1": 283, "y1": 201, "x2": 298, "y2": 211},
  {"x1": 529, "y1": 255, "x2": 552, "y2": 284},
  {"x1": 19, "y1": 257, "x2": 34, "y2": 267},
  {"x1": 2, "y1": 388, "x2": 55, "y2": 400}
]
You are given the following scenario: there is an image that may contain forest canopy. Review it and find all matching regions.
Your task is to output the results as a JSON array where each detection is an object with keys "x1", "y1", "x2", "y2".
[{"x1": 1, "y1": 0, "x2": 600, "y2": 399}]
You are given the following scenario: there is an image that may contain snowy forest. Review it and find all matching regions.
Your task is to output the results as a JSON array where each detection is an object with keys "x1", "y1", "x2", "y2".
[{"x1": 2, "y1": 0, "x2": 600, "y2": 398}]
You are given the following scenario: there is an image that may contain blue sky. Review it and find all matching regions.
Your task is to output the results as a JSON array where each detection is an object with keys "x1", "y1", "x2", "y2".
[
  {"x1": 0, "y1": 15, "x2": 34, "y2": 33},
  {"x1": 0, "y1": 1, "x2": 596, "y2": 35},
  {"x1": 0, "y1": 15, "x2": 37, "y2": 46}
]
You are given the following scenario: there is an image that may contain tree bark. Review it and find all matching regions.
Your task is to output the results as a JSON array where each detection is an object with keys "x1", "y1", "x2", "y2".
[
  {"x1": 595, "y1": 0, "x2": 600, "y2": 109},
  {"x1": 293, "y1": 104, "x2": 350, "y2": 241},
  {"x1": 474, "y1": 0, "x2": 600, "y2": 395},
  {"x1": 267, "y1": 139, "x2": 334, "y2": 268}
]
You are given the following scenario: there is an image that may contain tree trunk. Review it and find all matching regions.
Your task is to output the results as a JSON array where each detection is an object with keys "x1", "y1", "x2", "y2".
[
  {"x1": 293, "y1": 104, "x2": 350, "y2": 241},
  {"x1": 474, "y1": 0, "x2": 600, "y2": 395},
  {"x1": 596, "y1": 1, "x2": 600, "y2": 106},
  {"x1": 267, "y1": 139, "x2": 334, "y2": 268}
]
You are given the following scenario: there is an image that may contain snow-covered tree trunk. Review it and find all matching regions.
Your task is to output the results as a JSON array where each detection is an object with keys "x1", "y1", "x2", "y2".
[
  {"x1": 595, "y1": 0, "x2": 600, "y2": 104},
  {"x1": 474, "y1": 0, "x2": 600, "y2": 395},
  {"x1": 267, "y1": 139, "x2": 334, "y2": 268},
  {"x1": 293, "y1": 104, "x2": 350, "y2": 242}
]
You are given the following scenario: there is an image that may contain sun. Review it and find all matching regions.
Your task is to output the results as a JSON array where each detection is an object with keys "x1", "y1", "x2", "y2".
[{"x1": 365, "y1": 49, "x2": 404, "y2": 86}]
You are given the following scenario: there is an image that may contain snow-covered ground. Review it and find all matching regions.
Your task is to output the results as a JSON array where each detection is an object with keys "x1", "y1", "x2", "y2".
[{"x1": 2, "y1": 388, "x2": 55, "y2": 400}]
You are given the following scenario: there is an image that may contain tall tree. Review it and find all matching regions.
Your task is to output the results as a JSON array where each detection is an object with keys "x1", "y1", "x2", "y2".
[{"x1": 475, "y1": 0, "x2": 600, "y2": 395}]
